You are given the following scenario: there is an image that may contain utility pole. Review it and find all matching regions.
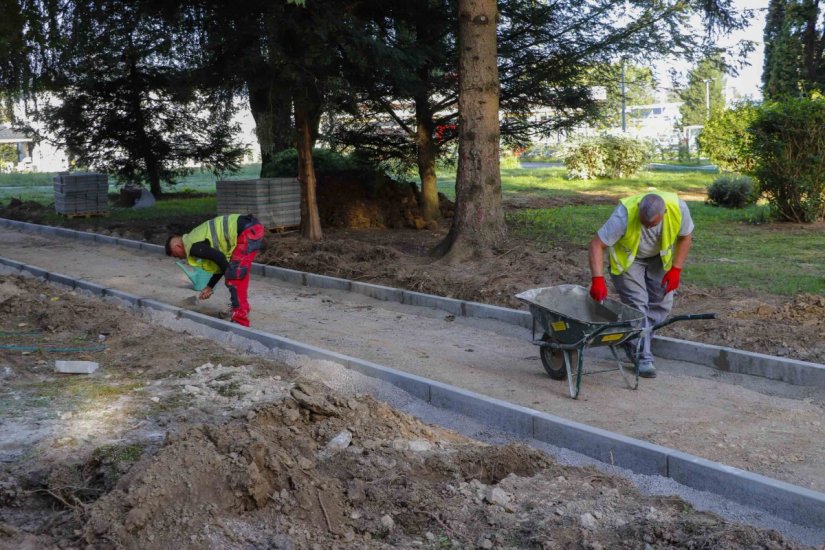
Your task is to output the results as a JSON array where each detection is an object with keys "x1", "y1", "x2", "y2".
[
  {"x1": 621, "y1": 58, "x2": 627, "y2": 132},
  {"x1": 704, "y1": 78, "x2": 712, "y2": 120}
]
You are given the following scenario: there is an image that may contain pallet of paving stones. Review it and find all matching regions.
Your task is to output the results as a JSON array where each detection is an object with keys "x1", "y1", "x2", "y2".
[
  {"x1": 53, "y1": 172, "x2": 110, "y2": 216},
  {"x1": 216, "y1": 178, "x2": 301, "y2": 228}
]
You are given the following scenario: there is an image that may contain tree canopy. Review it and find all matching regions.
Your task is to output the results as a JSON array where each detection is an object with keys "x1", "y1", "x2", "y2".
[
  {"x1": 678, "y1": 55, "x2": 727, "y2": 126},
  {"x1": 762, "y1": 0, "x2": 825, "y2": 98}
]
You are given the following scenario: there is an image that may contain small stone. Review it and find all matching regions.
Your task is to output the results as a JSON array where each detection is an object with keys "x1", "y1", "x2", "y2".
[
  {"x1": 580, "y1": 512, "x2": 597, "y2": 529},
  {"x1": 409, "y1": 440, "x2": 432, "y2": 452},
  {"x1": 425, "y1": 532, "x2": 436, "y2": 542},
  {"x1": 327, "y1": 430, "x2": 352, "y2": 450},
  {"x1": 484, "y1": 487, "x2": 511, "y2": 507},
  {"x1": 150, "y1": 397, "x2": 160, "y2": 403},
  {"x1": 380, "y1": 514, "x2": 394, "y2": 531},
  {"x1": 350, "y1": 510, "x2": 362, "y2": 520},
  {"x1": 478, "y1": 538, "x2": 493, "y2": 549}
]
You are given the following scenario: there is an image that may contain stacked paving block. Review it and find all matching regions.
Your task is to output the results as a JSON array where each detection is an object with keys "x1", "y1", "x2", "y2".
[
  {"x1": 216, "y1": 178, "x2": 301, "y2": 229},
  {"x1": 53, "y1": 172, "x2": 109, "y2": 216}
]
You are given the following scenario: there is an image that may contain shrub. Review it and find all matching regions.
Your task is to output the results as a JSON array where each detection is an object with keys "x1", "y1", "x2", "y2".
[
  {"x1": 262, "y1": 148, "x2": 368, "y2": 177},
  {"x1": 563, "y1": 136, "x2": 649, "y2": 179},
  {"x1": 563, "y1": 139, "x2": 605, "y2": 179},
  {"x1": 0, "y1": 143, "x2": 16, "y2": 171},
  {"x1": 697, "y1": 102, "x2": 759, "y2": 174},
  {"x1": 601, "y1": 136, "x2": 650, "y2": 178},
  {"x1": 706, "y1": 175, "x2": 757, "y2": 208},
  {"x1": 749, "y1": 97, "x2": 825, "y2": 222}
]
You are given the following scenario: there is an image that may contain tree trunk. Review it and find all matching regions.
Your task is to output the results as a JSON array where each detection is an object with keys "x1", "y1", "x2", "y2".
[
  {"x1": 294, "y1": 92, "x2": 323, "y2": 241},
  {"x1": 249, "y1": 81, "x2": 293, "y2": 177},
  {"x1": 415, "y1": 95, "x2": 441, "y2": 223},
  {"x1": 433, "y1": 0, "x2": 504, "y2": 261}
]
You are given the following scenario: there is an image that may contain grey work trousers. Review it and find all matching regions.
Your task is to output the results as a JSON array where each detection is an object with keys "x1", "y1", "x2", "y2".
[{"x1": 610, "y1": 255, "x2": 674, "y2": 363}]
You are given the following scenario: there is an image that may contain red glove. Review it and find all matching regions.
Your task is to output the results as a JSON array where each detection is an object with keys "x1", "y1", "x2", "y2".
[
  {"x1": 662, "y1": 267, "x2": 682, "y2": 293},
  {"x1": 589, "y1": 276, "x2": 607, "y2": 302}
]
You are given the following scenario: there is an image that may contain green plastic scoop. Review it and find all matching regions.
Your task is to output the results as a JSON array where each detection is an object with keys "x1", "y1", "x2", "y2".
[{"x1": 176, "y1": 261, "x2": 212, "y2": 291}]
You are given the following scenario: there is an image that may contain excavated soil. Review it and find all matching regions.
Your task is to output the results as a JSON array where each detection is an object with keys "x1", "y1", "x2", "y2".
[{"x1": 0, "y1": 277, "x2": 811, "y2": 549}]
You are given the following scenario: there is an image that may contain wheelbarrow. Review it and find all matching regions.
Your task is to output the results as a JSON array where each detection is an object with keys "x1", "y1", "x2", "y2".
[{"x1": 515, "y1": 285, "x2": 716, "y2": 399}]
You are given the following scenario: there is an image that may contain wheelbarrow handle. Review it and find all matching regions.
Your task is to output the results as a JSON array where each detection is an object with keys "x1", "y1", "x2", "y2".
[{"x1": 652, "y1": 313, "x2": 717, "y2": 332}]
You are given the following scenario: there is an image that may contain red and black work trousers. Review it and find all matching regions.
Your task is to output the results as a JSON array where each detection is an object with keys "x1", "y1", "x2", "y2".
[{"x1": 225, "y1": 220, "x2": 265, "y2": 327}]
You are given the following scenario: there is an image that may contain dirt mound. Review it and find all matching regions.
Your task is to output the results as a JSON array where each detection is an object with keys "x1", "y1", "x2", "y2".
[
  {"x1": 734, "y1": 293, "x2": 825, "y2": 326},
  {"x1": 316, "y1": 171, "x2": 452, "y2": 230},
  {"x1": 81, "y1": 382, "x2": 801, "y2": 550}
]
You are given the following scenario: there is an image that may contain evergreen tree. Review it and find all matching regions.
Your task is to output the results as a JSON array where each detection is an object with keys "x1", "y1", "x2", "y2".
[
  {"x1": 762, "y1": 0, "x2": 825, "y2": 98},
  {"x1": 678, "y1": 56, "x2": 727, "y2": 126},
  {"x1": 37, "y1": 2, "x2": 244, "y2": 196}
]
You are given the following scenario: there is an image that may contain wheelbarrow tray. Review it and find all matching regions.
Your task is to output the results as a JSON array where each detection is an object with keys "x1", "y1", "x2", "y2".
[{"x1": 515, "y1": 284, "x2": 644, "y2": 347}]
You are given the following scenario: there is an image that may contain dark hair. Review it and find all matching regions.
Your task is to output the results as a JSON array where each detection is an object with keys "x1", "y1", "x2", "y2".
[{"x1": 165, "y1": 235, "x2": 180, "y2": 256}]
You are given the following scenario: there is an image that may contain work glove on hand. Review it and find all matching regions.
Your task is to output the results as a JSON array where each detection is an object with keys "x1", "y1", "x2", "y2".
[
  {"x1": 589, "y1": 276, "x2": 608, "y2": 302},
  {"x1": 661, "y1": 267, "x2": 682, "y2": 293}
]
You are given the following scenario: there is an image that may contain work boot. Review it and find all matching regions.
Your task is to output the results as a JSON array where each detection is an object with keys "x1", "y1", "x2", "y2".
[{"x1": 637, "y1": 360, "x2": 657, "y2": 379}]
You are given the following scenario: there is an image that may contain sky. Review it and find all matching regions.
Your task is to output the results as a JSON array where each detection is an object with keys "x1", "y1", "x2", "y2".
[
  {"x1": 721, "y1": 0, "x2": 770, "y2": 99},
  {"x1": 656, "y1": 0, "x2": 769, "y2": 101}
]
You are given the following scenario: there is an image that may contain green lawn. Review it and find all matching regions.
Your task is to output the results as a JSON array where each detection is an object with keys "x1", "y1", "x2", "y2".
[
  {"x1": 0, "y1": 164, "x2": 262, "y2": 203},
  {"x1": 510, "y1": 200, "x2": 824, "y2": 296},
  {"x1": 437, "y1": 167, "x2": 715, "y2": 201}
]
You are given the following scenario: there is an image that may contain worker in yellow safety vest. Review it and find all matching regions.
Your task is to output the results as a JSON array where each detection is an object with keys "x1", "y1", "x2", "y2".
[
  {"x1": 588, "y1": 192, "x2": 694, "y2": 378},
  {"x1": 166, "y1": 214, "x2": 265, "y2": 327}
]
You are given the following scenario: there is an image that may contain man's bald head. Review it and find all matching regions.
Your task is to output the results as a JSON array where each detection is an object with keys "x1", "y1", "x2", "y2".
[{"x1": 638, "y1": 194, "x2": 665, "y2": 228}]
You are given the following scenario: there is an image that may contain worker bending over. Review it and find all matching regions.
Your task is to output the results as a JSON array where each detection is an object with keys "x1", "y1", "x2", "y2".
[{"x1": 166, "y1": 214, "x2": 265, "y2": 327}]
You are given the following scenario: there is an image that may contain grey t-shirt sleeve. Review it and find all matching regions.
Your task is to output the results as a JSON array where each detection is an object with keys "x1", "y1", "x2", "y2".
[
  {"x1": 597, "y1": 204, "x2": 628, "y2": 246},
  {"x1": 678, "y1": 199, "x2": 694, "y2": 236}
]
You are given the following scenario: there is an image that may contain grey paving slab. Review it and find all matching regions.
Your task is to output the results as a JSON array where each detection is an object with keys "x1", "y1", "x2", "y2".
[
  {"x1": 46, "y1": 272, "x2": 76, "y2": 289},
  {"x1": 401, "y1": 290, "x2": 464, "y2": 316},
  {"x1": 305, "y1": 272, "x2": 352, "y2": 292},
  {"x1": 463, "y1": 301, "x2": 532, "y2": 328},
  {"x1": 263, "y1": 265, "x2": 306, "y2": 286},
  {"x1": 93, "y1": 234, "x2": 118, "y2": 245},
  {"x1": 345, "y1": 357, "x2": 432, "y2": 402},
  {"x1": 19, "y1": 263, "x2": 48, "y2": 279},
  {"x1": 140, "y1": 298, "x2": 182, "y2": 316},
  {"x1": 429, "y1": 382, "x2": 535, "y2": 438},
  {"x1": 74, "y1": 279, "x2": 106, "y2": 297},
  {"x1": 102, "y1": 288, "x2": 140, "y2": 305},
  {"x1": 533, "y1": 413, "x2": 670, "y2": 476},
  {"x1": 668, "y1": 450, "x2": 825, "y2": 528},
  {"x1": 350, "y1": 281, "x2": 403, "y2": 303},
  {"x1": 0, "y1": 257, "x2": 23, "y2": 271}
]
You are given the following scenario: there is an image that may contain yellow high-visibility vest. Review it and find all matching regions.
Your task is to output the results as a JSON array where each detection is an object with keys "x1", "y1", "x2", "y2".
[
  {"x1": 182, "y1": 215, "x2": 240, "y2": 274},
  {"x1": 609, "y1": 192, "x2": 682, "y2": 275}
]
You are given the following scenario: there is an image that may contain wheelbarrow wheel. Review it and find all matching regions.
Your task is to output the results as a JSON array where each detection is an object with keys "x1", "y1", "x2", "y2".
[{"x1": 540, "y1": 345, "x2": 579, "y2": 381}]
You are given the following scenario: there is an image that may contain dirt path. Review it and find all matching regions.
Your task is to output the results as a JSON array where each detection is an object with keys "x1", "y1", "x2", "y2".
[{"x1": 1, "y1": 228, "x2": 825, "y2": 497}]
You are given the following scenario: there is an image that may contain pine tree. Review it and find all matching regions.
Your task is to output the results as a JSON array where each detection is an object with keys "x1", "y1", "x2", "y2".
[
  {"x1": 39, "y1": 2, "x2": 245, "y2": 196},
  {"x1": 762, "y1": 0, "x2": 825, "y2": 98}
]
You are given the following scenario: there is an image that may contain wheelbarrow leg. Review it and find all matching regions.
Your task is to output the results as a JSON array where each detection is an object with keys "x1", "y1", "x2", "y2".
[
  {"x1": 610, "y1": 341, "x2": 640, "y2": 390},
  {"x1": 564, "y1": 347, "x2": 586, "y2": 399}
]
